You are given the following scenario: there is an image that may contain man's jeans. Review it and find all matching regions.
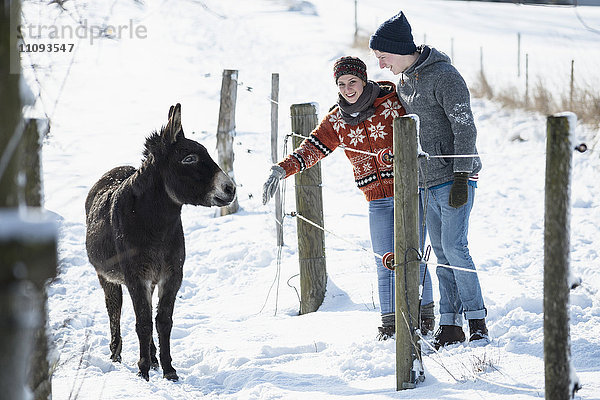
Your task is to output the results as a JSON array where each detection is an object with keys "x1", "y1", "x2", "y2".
[
  {"x1": 420, "y1": 184, "x2": 486, "y2": 327},
  {"x1": 368, "y1": 197, "x2": 433, "y2": 316}
]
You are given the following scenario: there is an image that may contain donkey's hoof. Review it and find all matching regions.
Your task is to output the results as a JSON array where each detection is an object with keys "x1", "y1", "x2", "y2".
[
  {"x1": 164, "y1": 371, "x2": 179, "y2": 381},
  {"x1": 110, "y1": 354, "x2": 122, "y2": 363},
  {"x1": 151, "y1": 361, "x2": 159, "y2": 370},
  {"x1": 137, "y1": 370, "x2": 150, "y2": 381}
]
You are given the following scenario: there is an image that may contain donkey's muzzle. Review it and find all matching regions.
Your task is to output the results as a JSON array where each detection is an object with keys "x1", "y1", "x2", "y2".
[{"x1": 211, "y1": 171, "x2": 236, "y2": 206}]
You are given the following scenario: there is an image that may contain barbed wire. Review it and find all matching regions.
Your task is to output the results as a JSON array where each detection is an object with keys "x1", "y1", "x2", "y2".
[
  {"x1": 288, "y1": 210, "x2": 490, "y2": 276},
  {"x1": 268, "y1": 119, "x2": 589, "y2": 393},
  {"x1": 2, "y1": 0, "x2": 149, "y2": 185},
  {"x1": 0, "y1": 3, "x2": 95, "y2": 184}
]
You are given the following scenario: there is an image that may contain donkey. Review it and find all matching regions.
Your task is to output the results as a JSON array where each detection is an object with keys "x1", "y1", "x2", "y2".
[{"x1": 85, "y1": 103, "x2": 235, "y2": 381}]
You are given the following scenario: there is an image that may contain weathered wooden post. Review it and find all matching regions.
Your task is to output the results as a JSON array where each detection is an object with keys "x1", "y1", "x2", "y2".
[
  {"x1": 525, "y1": 54, "x2": 530, "y2": 107},
  {"x1": 517, "y1": 32, "x2": 521, "y2": 77},
  {"x1": 544, "y1": 112, "x2": 579, "y2": 400},
  {"x1": 22, "y1": 118, "x2": 57, "y2": 400},
  {"x1": 1, "y1": 2, "x2": 58, "y2": 399},
  {"x1": 216, "y1": 69, "x2": 239, "y2": 216},
  {"x1": 0, "y1": 0, "x2": 21, "y2": 207},
  {"x1": 393, "y1": 115, "x2": 422, "y2": 390},
  {"x1": 23, "y1": 119, "x2": 44, "y2": 206},
  {"x1": 353, "y1": 0, "x2": 358, "y2": 45},
  {"x1": 0, "y1": 212, "x2": 57, "y2": 400},
  {"x1": 569, "y1": 60, "x2": 574, "y2": 111},
  {"x1": 271, "y1": 73, "x2": 283, "y2": 246},
  {"x1": 290, "y1": 103, "x2": 326, "y2": 315}
]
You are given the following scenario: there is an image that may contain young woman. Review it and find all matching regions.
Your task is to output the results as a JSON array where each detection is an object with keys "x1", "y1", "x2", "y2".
[{"x1": 262, "y1": 56, "x2": 434, "y2": 339}]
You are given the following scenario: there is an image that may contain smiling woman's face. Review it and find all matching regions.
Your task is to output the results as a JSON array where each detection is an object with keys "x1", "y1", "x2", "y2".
[{"x1": 337, "y1": 74, "x2": 366, "y2": 104}]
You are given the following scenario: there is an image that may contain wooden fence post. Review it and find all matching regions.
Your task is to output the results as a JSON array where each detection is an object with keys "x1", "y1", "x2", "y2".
[
  {"x1": 353, "y1": 0, "x2": 358, "y2": 45},
  {"x1": 525, "y1": 54, "x2": 529, "y2": 107},
  {"x1": 393, "y1": 116, "x2": 422, "y2": 390},
  {"x1": 22, "y1": 118, "x2": 57, "y2": 400},
  {"x1": 517, "y1": 32, "x2": 521, "y2": 77},
  {"x1": 569, "y1": 60, "x2": 574, "y2": 111},
  {"x1": 290, "y1": 103, "x2": 326, "y2": 315},
  {"x1": 1, "y1": 4, "x2": 58, "y2": 399},
  {"x1": 0, "y1": 0, "x2": 21, "y2": 208},
  {"x1": 216, "y1": 69, "x2": 239, "y2": 216},
  {"x1": 544, "y1": 112, "x2": 578, "y2": 400},
  {"x1": 23, "y1": 119, "x2": 43, "y2": 207},
  {"x1": 271, "y1": 73, "x2": 283, "y2": 246},
  {"x1": 479, "y1": 46, "x2": 483, "y2": 75},
  {"x1": 1, "y1": 2, "x2": 28, "y2": 398},
  {"x1": 0, "y1": 211, "x2": 57, "y2": 400}
]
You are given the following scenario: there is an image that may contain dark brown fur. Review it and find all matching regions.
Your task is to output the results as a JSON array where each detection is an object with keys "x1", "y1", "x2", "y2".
[{"x1": 85, "y1": 104, "x2": 235, "y2": 381}]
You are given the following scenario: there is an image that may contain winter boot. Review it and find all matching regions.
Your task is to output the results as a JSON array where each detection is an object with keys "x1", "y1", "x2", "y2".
[
  {"x1": 420, "y1": 302, "x2": 435, "y2": 335},
  {"x1": 377, "y1": 325, "x2": 395, "y2": 341},
  {"x1": 468, "y1": 318, "x2": 489, "y2": 343},
  {"x1": 377, "y1": 312, "x2": 395, "y2": 341},
  {"x1": 432, "y1": 325, "x2": 466, "y2": 350}
]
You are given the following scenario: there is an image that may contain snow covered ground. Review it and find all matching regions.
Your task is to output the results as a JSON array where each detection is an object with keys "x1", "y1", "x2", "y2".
[{"x1": 17, "y1": 0, "x2": 600, "y2": 398}]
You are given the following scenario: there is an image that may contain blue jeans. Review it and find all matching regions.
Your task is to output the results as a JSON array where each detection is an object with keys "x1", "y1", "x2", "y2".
[
  {"x1": 368, "y1": 197, "x2": 433, "y2": 316},
  {"x1": 420, "y1": 184, "x2": 486, "y2": 326}
]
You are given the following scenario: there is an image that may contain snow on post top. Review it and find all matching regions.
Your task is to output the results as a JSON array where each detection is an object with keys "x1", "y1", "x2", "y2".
[
  {"x1": 402, "y1": 114, "x2": 426, "y2": 158},
  {"x1": 0, "y1": 209, "x2": 58, "y2": 243}
]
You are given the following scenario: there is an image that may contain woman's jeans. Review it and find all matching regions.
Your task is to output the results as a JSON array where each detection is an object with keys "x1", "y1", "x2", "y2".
[
  {"x1": 368, "y1": 197, "x2": 433, "y2": 316},
  {"x1": 420, "y1": 184, "x2": 486, "y2": 327}
]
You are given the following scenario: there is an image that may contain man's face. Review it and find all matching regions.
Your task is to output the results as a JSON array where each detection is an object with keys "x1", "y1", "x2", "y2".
[{"x1": 373, "y1": 50, "x2": 416, "y2": 75}]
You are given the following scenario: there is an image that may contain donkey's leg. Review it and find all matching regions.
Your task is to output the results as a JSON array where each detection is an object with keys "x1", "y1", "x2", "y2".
[
  {"x1": 149, "y1": 283, "x2": 159, "y2": 370},
  {"x1": 127, "y1": 278, "x2": 153, "y2": 381},
  {"x1": 98, "y1": 275, "x2": 123, "y2": 362},
  {"x1": 156, "y1": 273, "x2": 182, "y2": 381},
  {"x1": 150, "y1": 339, "x2": 159, "y2": 370}
]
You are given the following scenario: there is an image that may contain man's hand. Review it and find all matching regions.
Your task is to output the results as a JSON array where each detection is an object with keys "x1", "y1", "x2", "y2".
[{"x1": 449, "y1": 172, "x2": 469, "y2": 208}]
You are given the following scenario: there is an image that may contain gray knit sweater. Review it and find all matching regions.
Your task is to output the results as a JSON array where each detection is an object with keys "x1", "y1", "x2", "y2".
[{"x1": 398, "y1": 46, "x2": 482, "y2": 188}]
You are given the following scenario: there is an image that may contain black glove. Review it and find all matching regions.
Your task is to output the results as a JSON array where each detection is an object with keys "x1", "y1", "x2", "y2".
[{"x1": 449, "y1": 172, "x2": 469, "y2": 208}]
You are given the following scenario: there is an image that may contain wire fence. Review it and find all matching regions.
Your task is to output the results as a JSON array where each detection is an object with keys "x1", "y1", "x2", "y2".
[{"x1": 13, "y1": 1, "x2": 592, "y2": 394}]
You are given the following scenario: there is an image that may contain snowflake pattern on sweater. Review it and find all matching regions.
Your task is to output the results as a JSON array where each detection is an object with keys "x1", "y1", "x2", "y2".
[
  {"x1": 368, "y1": 122, "x2": 387, "y2": 141},
  {"x1": 348, "y1": 127, "x2": 366, "y2": 146},
  {"x1": 380, "y1": 99, "x2": 402, "y2": 120},
  {"x1": 329, "y1": 112, "x2": 347, "y2": 134},
  {"x1": 278, "y1": 82, "x2": 404, "y2": 202}
]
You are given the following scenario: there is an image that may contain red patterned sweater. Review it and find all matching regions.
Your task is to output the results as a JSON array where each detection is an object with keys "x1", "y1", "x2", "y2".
[{"x1": 279, "y1": 81, "x2": 405, "y2": 202}]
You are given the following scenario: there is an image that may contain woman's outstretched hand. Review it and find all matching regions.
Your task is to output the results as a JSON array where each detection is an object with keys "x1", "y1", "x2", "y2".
[{"x1": 262, "y1": 165, "x2": 286, "y2": 205}]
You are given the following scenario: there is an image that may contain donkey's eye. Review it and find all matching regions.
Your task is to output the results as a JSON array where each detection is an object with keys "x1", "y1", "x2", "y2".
[{"x1": 181, "y1": 154, "x2": 198, "y2": 164}]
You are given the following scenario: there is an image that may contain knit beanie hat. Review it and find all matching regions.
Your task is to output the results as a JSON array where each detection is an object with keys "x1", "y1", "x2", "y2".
[
  {"x1": 333, "y1": 56, "x2": 367, "y2": 83},
  {"x1": 369, "y1": 11, "x2": 417, "y2": 55}
]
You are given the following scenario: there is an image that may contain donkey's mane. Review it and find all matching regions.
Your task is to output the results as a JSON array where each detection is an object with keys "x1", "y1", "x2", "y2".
[
  {"x1": 143, "y1": 128, "x2": 165, "y2": 160},
  {"x1": 129, "y1": 128, "x2": 166, "y2": 194}
]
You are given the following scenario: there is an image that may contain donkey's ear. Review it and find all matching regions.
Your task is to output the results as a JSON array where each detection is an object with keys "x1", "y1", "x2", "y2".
[{"x1": 165, "y1": 103, "x2": 183, "y2": 143}]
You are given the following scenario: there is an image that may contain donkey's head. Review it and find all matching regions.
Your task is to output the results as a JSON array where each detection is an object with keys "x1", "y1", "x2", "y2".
[{"x1": 144, "y1": 103, "x2": 236, "y2": 207}]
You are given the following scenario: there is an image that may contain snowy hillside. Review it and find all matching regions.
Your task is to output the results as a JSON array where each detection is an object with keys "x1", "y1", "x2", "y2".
[{"x1": 18, "y1": 0, "x2": 600, "y2": 399}]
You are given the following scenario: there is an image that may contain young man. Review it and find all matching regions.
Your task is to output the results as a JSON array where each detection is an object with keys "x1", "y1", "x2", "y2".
[{"x1": 370, "y1": 11, "x2": 489, "y2": 349}]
